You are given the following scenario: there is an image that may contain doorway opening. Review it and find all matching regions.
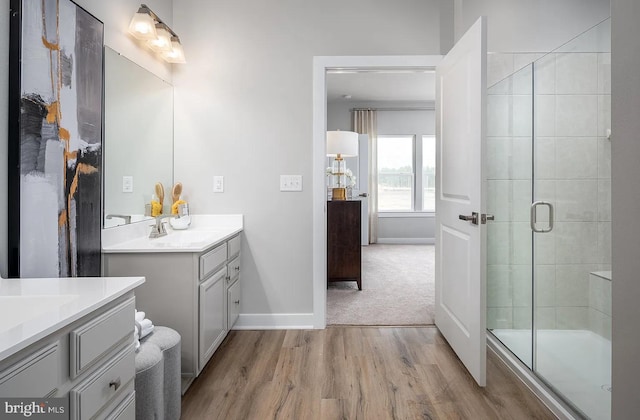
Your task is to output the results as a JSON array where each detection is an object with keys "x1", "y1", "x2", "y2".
[{"x1": 312, "y1": 56, "x2": 443, "y2": 328}]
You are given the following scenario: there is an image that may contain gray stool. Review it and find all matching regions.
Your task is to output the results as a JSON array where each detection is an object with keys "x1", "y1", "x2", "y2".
[
  {"x1": 134, "y1": 341, "x2": 164, "y2": 420},
  {"x1": 142, "y1": 326, "x2": 182, "y2": 420}
]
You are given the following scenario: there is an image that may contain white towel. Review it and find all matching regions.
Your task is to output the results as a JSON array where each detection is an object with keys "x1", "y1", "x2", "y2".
[
  {"x1": 139, "y1": 318, "x2": 152, "y2": 330},
  {"x1": 140, "y1": 324, "x2": 154, "y2": 339},
  {"x1": 134, "y1": 326, "x2": 140, "y2": 352},
  {"x1": 135, "y1": 311, "x2": 146, "y2": 323},
  {"x1": 135, "y1": 315, "x2": 154, "y2": 340}
]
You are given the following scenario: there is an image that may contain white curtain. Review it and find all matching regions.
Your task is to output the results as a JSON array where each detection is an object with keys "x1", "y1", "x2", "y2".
[{"x1": 352, "y1": 109, "x2": 378, "y2": 244}]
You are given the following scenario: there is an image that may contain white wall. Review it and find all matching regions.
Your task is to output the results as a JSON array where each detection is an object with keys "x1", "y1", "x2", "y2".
[
  {"x1": 456, "y1": 0, "x2": 611, "y2": 52},
  {"x1": 171, "y1": 0, "x2": 443, "y2": 318},
  {"x1": 611, "y1": 1, "x2": 640, "y2": 417},
  {"x1": 328, "y1": 100, "x2": 436, "y2": 243},
  {"x1": 0, "y1": 0, "x2": 172, "y2": 277}
]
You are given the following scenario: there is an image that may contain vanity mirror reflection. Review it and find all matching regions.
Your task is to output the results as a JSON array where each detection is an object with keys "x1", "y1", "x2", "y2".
[{"x1": 103, "y1": 47, "x2": 174, "y2": 228}]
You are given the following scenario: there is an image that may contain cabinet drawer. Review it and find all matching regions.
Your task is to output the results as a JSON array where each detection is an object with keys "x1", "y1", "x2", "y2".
[
  {"x1": 228, "y1": 234, "x2": 241, "y2": 259},
  {"x1": 70, "y1": 297, "x2": 135, "y2": 378},
  {"x1": 70, "y1": 345, "x2": 135, "y2": 420},
  {"x1": 104, "y1": 387, "x2": 135, "y2": 420},
  {"x1": 227, "y1": 255, "x2": 241, "y2": 283},
  {"x1": 0, "y1": 343, "x2": 59, "y2": 397},
  {"x1": 200, "y1": 243, "x2": 228, "y2": 280}
]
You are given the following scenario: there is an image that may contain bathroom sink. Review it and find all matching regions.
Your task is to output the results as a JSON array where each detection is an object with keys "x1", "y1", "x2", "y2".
[
  {"x1": 150, "y1": 230, "x2": 225, "y2": 247},
  {"x1": 0, "y1": 294, "x2": 79, "y2": 332}
]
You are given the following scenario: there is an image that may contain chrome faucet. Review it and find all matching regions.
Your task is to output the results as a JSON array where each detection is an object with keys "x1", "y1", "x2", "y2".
[
  {"x1": 149, "y1": 214, "x2": 175, "y2": 238},
  {"x1": 106, "y1": 214, "x2": 132, "y2": 224}
]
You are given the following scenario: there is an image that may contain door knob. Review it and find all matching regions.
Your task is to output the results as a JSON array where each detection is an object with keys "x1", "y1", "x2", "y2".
[
  {"x1": 459, "y1": 212, "x2": 479, "y2": 225},
  {"x1": 481, "y1": 214, "x2": 495, "y2": 224},
  {"x1": 359, "y1": 193, "x2": 369, "y2": 197}
]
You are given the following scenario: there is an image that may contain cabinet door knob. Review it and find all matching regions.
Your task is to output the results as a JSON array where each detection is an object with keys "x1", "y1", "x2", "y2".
[
  {"x1": 235, "y1": 266, "x2": 240, "y2": 271},
  {"x1": 234, "y1": 300, "x2": 240, "y2": 305},
  {"x1": 109, "y1": 378, "x2": 121, "y2": 391}
]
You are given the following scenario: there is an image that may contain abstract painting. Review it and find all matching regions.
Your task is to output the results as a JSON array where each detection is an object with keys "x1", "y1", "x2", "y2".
[{"x1": 8, "y1": 0, "x2": 103, "y2": 277}]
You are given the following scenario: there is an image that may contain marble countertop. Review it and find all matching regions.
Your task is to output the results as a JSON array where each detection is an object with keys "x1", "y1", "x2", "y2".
[
  {"x1": 0, "y1": 276, "x2": 144, "y2": 361},
  {"x1": 102, "y1": 214, "x2": 243, "y2": 253}
]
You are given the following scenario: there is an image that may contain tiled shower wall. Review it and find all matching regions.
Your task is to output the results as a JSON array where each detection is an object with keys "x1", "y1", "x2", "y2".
[
  {"x1": 486, "y1": 44, "x2": 612, "y2": 336},
  {"x1": 533, "y1": 48, "x2": 611, "y2": 336}
]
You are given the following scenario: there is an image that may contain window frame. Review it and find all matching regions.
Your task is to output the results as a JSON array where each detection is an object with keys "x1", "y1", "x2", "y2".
[{"x1": 376, "y1": 134, "x2": 436, "y2": 214}]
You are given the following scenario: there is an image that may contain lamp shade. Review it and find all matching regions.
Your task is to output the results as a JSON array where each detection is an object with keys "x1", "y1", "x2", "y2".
[
  {"x1": 162, "y1": 37, "x2": 186, "y2": 63},
  {"x1": 128, "y1": 8, "x2": 158, "y2": 40},
  {"x1": 326, "y1": 130, "x2": 358, "y2": 157},
  {"x1": 147, "y1": 23, "x2": 173, "y2": 53}
]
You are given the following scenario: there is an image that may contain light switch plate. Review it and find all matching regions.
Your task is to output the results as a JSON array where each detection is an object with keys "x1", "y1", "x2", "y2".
[
  {"x1": 122, "y1": 176, "x2": 133, "y2": 193},
  {"x1": 213, "y1": 176, "x2": 224, "y2": 193},
  {"x1": 280, "y1": 175, "x2": 303, "y2": 192}
]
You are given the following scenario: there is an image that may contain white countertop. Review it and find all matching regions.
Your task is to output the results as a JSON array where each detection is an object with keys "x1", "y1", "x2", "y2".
[
  {"x1": 0, "y1": 276, "x2": 144, "y2": 361},
  {"x1": 102, "y1": 214, "x2": 243, "y2": 253}
]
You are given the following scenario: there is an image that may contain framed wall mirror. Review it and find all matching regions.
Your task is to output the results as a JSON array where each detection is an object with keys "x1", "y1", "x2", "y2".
[{"x1": 103, "y1": 47, "x2": 173, "y2": 228}]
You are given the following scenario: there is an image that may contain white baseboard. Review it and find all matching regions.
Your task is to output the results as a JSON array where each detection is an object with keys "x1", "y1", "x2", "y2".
[
  {"x1": 376, "y1": 238, "x2": 434, "y2": 245},
  {"x1": 233, "y1": 313, "x2": 315, "y2": 330}
]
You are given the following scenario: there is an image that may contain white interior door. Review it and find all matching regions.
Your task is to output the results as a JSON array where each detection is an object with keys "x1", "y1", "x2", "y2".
[
  {"x1": 344, "y1": 134, "x2": 369, "y2": 245},
  {"x1": 357, "y1": 134, "x2": 369, "y2": 245},
  {"x1": 435, "y1": 16, "x2": 487, "y2": 386}
]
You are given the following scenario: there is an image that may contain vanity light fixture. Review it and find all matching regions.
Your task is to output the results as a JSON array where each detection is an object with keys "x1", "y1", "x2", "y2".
[{"x1": 128, "y1": 4, "x2": 186, "y2": 63}]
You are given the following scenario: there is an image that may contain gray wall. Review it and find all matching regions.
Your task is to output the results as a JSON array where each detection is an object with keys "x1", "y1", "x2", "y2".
[
  {"x1": 455, "y1": 0, "x2": 611, "y2": 52},
  {"x1": 611, "y1": 1, "x2": 640, "y2": 417},
  {"x1": 171, "y1": 0, "x2": 444, "y2": 316},
  {"x1": 328, "y1": 100, "x2": 435, "y2": 243}
]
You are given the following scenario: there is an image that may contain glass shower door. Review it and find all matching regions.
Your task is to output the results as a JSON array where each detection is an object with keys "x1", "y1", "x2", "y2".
[{"x1": 486, "y1": 62, "x2": 534, "y2": 368}]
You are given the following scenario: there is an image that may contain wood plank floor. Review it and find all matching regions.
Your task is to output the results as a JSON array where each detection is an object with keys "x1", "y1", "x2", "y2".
[{"x1": 181, "y1": 327, "x2": 555, "y2": 419}]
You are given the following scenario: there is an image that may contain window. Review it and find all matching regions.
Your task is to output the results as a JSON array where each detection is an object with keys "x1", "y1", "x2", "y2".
[
  {"x1": 377, "y1": 136, "x2": 414, "y2": 211},
  {"x1": 377, "y1": 135, "x2": 435, "y2": 212},
  {"x1": 422, "y1": 135, "x2": 436, "y2": 211}
]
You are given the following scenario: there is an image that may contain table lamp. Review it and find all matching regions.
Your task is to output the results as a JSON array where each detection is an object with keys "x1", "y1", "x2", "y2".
[{"x1": 327, "y1": 130, "x2": 358, "y2": 200}]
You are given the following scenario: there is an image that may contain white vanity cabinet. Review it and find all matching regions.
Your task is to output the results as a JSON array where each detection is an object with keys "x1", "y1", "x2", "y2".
[
  {"x1": 0, "y1": 293, "x2": 137, "y2": 420},
  {"x1": 103, "y1": 232, "x2": 242, "y2": 393}
]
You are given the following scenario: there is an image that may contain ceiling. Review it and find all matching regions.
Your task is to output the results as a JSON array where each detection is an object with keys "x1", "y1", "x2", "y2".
[{"x1": 326, "y1": 71, "x2": 436, "y2": 103}]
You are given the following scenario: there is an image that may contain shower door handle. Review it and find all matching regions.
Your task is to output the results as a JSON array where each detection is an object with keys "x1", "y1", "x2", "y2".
[{"x1": 530, "y1": 201, "x2": 554, "y2": 233}]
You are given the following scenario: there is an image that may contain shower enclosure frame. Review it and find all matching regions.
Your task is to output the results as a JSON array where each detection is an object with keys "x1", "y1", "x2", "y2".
[{"x1": 486, "y1": 17, "x2": 612, "y2": 420}]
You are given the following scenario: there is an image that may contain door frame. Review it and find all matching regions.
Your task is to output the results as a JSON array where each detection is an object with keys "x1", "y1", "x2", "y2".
[{"x1": 312, "y1": 55, "x2": 443, "y2": 328}]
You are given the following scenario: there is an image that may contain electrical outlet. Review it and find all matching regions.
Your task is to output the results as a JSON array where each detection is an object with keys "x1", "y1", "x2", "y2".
[
  {"x1": 213, "y1": 176, "x2": 224, "y2": 193},
  {"x1": 122, "y1": 176, "x2": 133, "y2": 193},
  {"x1": 280, "y1": 175, "x2": 303, "y2": 192}
]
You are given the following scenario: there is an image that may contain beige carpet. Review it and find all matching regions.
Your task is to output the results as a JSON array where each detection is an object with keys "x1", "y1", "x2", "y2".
[{"x1": 327, "y1": 244, "x2": 435, "y2": 326}]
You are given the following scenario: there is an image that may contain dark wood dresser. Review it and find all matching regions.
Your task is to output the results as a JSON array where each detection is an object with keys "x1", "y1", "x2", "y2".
[{"x1": 327, "y1": 200, "x2": 361, "y2": 290}]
